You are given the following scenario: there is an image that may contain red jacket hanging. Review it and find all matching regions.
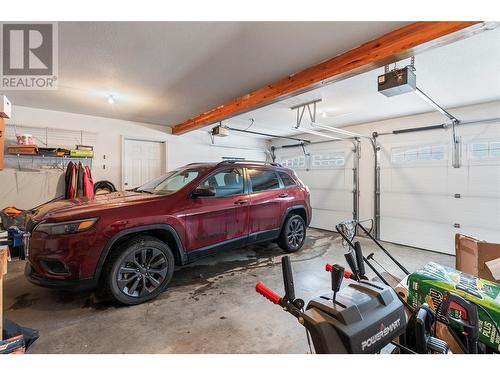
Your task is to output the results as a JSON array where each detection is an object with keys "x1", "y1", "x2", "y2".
[{"x1": 83, "y1": 165, "x2": 95, "y2": 199}]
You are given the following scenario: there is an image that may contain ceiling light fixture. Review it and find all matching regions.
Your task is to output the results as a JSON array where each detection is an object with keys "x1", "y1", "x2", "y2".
[
  {"x1": 296, "y1": 127, "x2": 343, "y2": 140},
  {"x1": 310, "y1": 122, "x2": 370, "y2": 139},
  {"x1": 107, "y1": 95, "x2": 115, "y2": 105}
]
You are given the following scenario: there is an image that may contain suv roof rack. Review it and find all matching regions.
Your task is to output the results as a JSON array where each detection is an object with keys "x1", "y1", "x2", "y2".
[{"x1": 217, "y1": 159, "x2": 283, "y2": 167}]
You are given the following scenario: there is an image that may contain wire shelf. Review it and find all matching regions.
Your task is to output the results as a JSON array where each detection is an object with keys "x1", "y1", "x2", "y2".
[{"x1": 4, "y1": 154, "x2": 93, "y2": 172}]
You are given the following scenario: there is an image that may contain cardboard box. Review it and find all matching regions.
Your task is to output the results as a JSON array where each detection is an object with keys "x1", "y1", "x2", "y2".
[
  {"x1": 456, "y1": 233, "x2": 500, "y2": 282},
  {"x1": 407, "y1": 262, "x2": 500, "y2": 353},
  {"x1": 7, "y1": 144, "x2": 38, "y2": 155}
]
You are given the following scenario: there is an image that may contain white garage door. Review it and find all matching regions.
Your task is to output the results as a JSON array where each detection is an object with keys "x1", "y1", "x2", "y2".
[
  {"x1": 276, "y1": 142, "x2": 355, "y2": 231},
  {"x1": 379, "y1": 122, "x2": 500, "y2": 254}
]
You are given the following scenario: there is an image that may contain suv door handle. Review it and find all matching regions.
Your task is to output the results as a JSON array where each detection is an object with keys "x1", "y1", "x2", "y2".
[
  {"x1": 234, "y1": 199, "x2": 249, "y2": 205},
  {"x1": 278, "y1": 193, "x2": 289, "y2": 198}
]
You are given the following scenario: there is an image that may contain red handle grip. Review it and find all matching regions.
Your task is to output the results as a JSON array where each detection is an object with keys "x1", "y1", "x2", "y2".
[
  {"x1": 325, "y1": 263, "x2": 353, "y2": 279},
  {"x1": 344, "y1": 270, "x2": 353, "y2": 279},
  {"x1": 255, "y1": 282, "x2": 282, "y2": 305}
]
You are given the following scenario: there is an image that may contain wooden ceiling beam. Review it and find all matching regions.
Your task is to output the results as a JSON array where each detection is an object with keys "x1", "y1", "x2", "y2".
[{"x1": 171, "y1": 21, "x2": 482, "y2": 135}]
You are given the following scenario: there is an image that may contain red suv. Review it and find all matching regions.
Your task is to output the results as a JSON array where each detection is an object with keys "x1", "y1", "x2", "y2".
[{"x1": 25, "y1": 160, "x2": 311, "y2": 304}]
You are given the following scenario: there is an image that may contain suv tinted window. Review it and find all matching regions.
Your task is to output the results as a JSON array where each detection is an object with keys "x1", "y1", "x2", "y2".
[
  {"x1": 278, "y1": 171, "x2": 296, "y2": 187},
  {"x1": 248, "y1": 168, "x2": 280, "y2": 192},
  {"x1": 198, "y1": 168, "x2": 244, "y2": 197}
]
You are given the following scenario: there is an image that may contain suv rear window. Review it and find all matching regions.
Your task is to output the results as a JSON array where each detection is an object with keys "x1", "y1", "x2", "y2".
[
  {"x1": 248, "y1": 168, "x2": 280, "y2": 192},
  {"x1": 278, "y1": 171, "x2": 296, "y2": 187}
]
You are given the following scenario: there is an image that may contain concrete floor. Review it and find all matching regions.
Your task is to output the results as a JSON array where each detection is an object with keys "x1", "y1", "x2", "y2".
[{"x1": 3, "y1": 228, "x2": 454, "y2": 353}]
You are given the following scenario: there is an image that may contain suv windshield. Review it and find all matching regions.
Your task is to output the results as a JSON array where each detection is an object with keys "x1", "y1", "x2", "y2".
[{"x1": 136, "y1": 167, "x2": 207, "y2": 195}]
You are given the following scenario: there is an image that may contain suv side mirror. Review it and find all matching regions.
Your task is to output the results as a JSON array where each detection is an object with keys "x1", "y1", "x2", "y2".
[{"x1": 191, "y1": 185, "x2": 216, "y2": 197}]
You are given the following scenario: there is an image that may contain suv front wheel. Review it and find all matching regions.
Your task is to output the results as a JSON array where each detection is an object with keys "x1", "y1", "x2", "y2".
[
  {"x1": 278, "y1": 214, "x2": 306, "y2": 253},
  {"x1": 104, "y1": 235, "x2": 175, "y2": 305}
]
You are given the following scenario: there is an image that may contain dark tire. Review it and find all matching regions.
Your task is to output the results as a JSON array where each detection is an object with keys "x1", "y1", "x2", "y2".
[
  {"x1": 103, "y1": 235, "x2": 175, "y2": 305},
  {"x1": 278, "y1": 214, "x2": 306, "y2": 253}
]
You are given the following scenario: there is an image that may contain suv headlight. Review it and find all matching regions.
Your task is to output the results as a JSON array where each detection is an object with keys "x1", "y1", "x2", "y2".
[{"x1": 35, "y1": 218, "x2": 98, "y2": 235}]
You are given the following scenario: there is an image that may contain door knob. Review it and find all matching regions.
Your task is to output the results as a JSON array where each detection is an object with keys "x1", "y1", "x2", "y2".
[
  {"x1": 234, "y1": 199, "x2": 248, "y2": 205},
  {"x1": 279, "y1": 193, "x2": 289, "y2": 198}
]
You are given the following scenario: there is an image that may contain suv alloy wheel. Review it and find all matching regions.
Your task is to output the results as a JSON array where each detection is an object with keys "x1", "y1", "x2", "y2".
[
  {"x1": 104, "y1": 236, "x2": 175, "y2": 305},
  {"x1": 278, "y1": 214, "x2": 306, "y2": 253}
]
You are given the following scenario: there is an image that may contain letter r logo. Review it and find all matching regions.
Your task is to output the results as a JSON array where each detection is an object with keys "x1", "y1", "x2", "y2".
[{"x1": 2, "y1": 23, "x2": 53, "y2": 75}]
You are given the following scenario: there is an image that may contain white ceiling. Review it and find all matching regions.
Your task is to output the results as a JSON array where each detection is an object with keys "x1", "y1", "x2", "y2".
[
  {"x1": 3, "y1": 21, "x2": 411, "y2": 126},
  {"x1": 223, "y1": 27, "x2": 500, "y2": 137}
]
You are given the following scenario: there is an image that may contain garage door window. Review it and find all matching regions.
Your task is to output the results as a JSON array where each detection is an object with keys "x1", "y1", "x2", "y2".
[
  {"x1": 248, "y1": 169, "x2": 280, "y2": 192},
  {"x1": 311, "y1": 152, "x2": 345, "y2": 168},
  {"x1": 391, "y1": 144, "x2": 447, "y2": 164},
  {"x1": 280, "y1": 155, "x2": 307, "y2": 170},
  {"x1": 469, "y1": 141, "x2": 500, "y2": 160}
]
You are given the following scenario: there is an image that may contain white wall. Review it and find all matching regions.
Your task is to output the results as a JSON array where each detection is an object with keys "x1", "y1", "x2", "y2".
[
  {"x1": 0, "y1": 105, "x2": 269, "y2": 209},
  {"x1": 271, "y1": 100, "x2": 500, "y2": 228}
]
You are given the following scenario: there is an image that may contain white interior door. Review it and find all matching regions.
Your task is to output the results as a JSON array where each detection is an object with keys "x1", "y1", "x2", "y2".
[
  {"x1": 379, "y1": 121, "x2": 500, "y2": 254},
  {"x1": 276, "y1": 143, "x2": 354, "y2": 231},
  {"x1": 123, "y1": 139, "x2": 166, "y2": 190}
]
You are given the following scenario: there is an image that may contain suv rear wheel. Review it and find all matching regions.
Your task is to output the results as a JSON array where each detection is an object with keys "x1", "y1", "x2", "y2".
[
  {"x1": 278, "y1": 214, "x2": 306, "y2": 253},
  {"x1": 104, "y1": 235, "x2": 175, "y2": 305}
]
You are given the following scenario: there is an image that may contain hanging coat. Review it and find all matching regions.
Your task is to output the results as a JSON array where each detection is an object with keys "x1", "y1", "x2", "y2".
[
  {"x1": 83, "y1": 165, "x2": 95, "y2": 199},
  {"x1": 76, "y1": 162, "x2": 84, "y2": 197},
  {"x1": 64, "y1": 161, "x2": 74, "y2": 199},
  {"x1": 69, "y1": 163, "x2": 77, "y2": 199}
]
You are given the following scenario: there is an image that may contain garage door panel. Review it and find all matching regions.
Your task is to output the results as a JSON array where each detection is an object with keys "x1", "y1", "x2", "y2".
[
  {"x1": 296, "y1": 169, "x2": 346, "y2": 190},
  {"x1": 381, "y1": 193, "x2": 454, "y2": 223},
  {"x1": 458, "y1": 224, "x2": 500, "y2": 244},
  {"x1": 310, "y1": 189, "x2": 351, "y2": 212},
  {"x1": 467, "y1": 164, "x2": 500, "y2": 195},
  {"x1": 454, "y1": 197, "x2": 500, "y2": 229},
  {"x1": 311, "y1": 208, "x2": 352, "y2": 231},
  {"x1": 447, "y1": 167, "x2": 468, "y2": 195},
  {"x1": 385, "y1": 166, "x2": 449, "y2": 194},
  {"x1": 382, "y1": 217, "x2": 496, "y2": 255},
  {"x1": 380, "y1": 194, "x2": 500, "y2": 228},
  {"x1": 381, "y1": 217, "x2": 455, "y2": 254}
]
